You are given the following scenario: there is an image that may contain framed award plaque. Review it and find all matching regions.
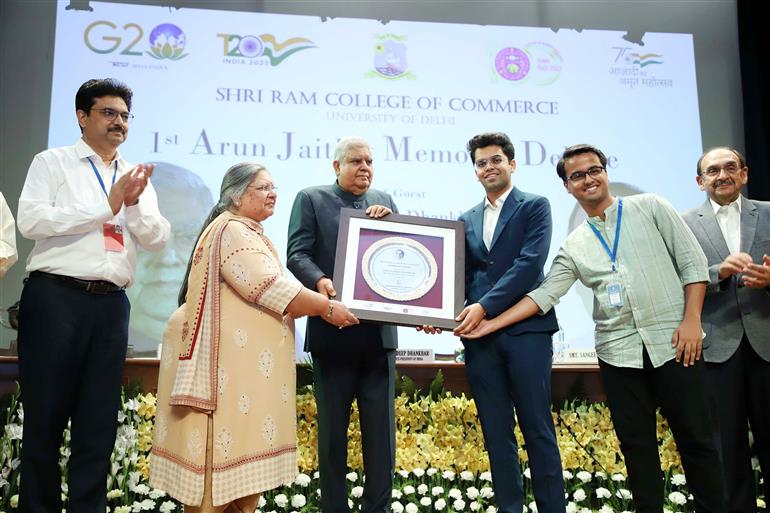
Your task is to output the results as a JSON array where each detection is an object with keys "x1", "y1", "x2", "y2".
[{"x1": 333, "y1": 208, "x2": 465, "y2": 330}]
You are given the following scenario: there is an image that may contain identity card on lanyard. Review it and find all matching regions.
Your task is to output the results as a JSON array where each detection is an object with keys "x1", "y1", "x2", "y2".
[
  {"x1": 87, "y1": 157, "x2": 124, "y2": 252},
  {"x1": 588, "y1": 198, "x2": 623, "y2": 307}
]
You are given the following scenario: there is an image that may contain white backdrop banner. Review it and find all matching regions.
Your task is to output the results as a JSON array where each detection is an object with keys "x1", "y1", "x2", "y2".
[{"x1": 49, "y1": 2, "x2": 704, "y2": 360}]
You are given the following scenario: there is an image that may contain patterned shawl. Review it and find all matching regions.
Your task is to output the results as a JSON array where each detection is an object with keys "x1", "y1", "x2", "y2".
[{"x1": 169, "y1": 211, "x2": 257, "y2": 412}]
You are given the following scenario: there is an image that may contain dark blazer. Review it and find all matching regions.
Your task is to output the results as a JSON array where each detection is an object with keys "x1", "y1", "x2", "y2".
[
  {"x1": 460, "y1": 186, "x2": 559, "y2": 336},
  {"x1": 682, "y1": 195, "x2": 770, "y2": 363},
  {"x1": 287, "y1": 182, "x2": 399, "y2": 353}
]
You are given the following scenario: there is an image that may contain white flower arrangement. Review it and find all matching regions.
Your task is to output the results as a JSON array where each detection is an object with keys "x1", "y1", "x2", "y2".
[{"x1": 0, "y1": 385, "x2": 764, "y2": 513}]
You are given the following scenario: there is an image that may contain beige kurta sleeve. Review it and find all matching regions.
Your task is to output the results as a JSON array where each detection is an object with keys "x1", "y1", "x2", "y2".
[{"x1": 219, "y1": 221, "x2": 302, "y2": 315}]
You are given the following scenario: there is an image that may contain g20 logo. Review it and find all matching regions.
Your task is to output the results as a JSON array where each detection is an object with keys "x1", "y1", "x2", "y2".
[{"x1": 84, "y1": 21, "x2": 188, "y2": 60}]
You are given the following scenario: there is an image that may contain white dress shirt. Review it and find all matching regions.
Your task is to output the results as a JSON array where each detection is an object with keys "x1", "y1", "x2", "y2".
[
  {"x1": 0, "y1": 192, "x2": 18, "y2": 277},
  {"x1": 17, "y1": 138, "x2": 170, "y2": 287},
  {"x1": 710, "y1": 197, "x2": 741, "y2": 254},
  {"x1": 482, "y1": 185, "x2": 513, "y2": 250}
]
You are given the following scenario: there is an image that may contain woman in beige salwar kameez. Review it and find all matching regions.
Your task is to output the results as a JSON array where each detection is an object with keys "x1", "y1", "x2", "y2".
[{"x1": 149, "y1": 162, "x2": 358, "y2": 512}]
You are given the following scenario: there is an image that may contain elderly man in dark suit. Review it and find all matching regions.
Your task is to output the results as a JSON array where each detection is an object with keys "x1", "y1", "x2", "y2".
[
  {"x1": 287, "y1": 136, "x2": 398, "y2": 513},
  {"x1": 682, "y1": 146, "x2": 770, "y2": 513},
  {"x1": 453, "y1": 132, "x2": 565, "y2": 513}
]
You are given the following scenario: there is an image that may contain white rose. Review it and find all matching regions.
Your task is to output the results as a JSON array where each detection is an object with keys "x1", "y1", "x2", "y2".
[
  {"x1": 523, "y1": 468, "x2": 531, "y2": 479},
  {"x1": 412, "y1": 468, "x2": 425, "y2": 477},
  {"x1": 616, "y1": 489, "x2": 632, "y2": 500},
  {"x1": 611, "y1": 473, "x2": 626, "y2": 482},
  {"x1": 460, "y1": 471, "x2": 474, "y2": 481},
  {"x1": 398, "y1": 470, "x2": 410, "y2": 478},
  {"x1": 403, "y1": 485, "x2": 416, "y2": 495},
  {"x1": 670, "y1": 474, "x2": 686, "y2": 486},
  {"x1": 668, "y1": 491, "x2": 687, "y2": 505},
  {"x1": 405, "y1": 502, "x2": 419, "y2": 513},
  {"x1": 576, "y1": 471, "x2": 592, "y2": 483},
  {"x1": 159, "y1": 501, "x2": 177, "y2": 513},
  {"x1": 417, "y1": 484, "x2": 428, "y2": 495},
  {"x1": 565, "y1": 502, "x2": 578, "y2": 513},
  {"x1": 480, "y1": 487, "x2": 493, "y2": 499},
  {"x1": 133, "y1": 499, "x2": 156, "y2": 511},
  {"x1": 572, "y1": 489, "x2": 586, "y2": 502},
  {"x1": 528, "y1": 501, "x2": 538, "y2": 513},
  {"x1": 391, "y1": 500, "x2": 404, "y2": 513},
  {"x1": 562, "y1": 470, "x2": 574, "y2": 480},
  {"x1": 290, "y1": 494, "x2": 306, "y2": 508},
  {"x1": 470, "y1": 501, "x2": 480, "y2": 511},
  {"x1": 432, "y1": 486, "x2": 445, "y2": 496},
  {"x1": 346, "y1": 471, "x2": 358, "y2": 482},
  {"x1": 294, "y1": 473, "x2": 311, "y2": 487},
  {"x1": 595, "y1": 487, "x2": 611, "y2": 499},
  {"x1": 479, "y1": 472, "x2": 492, "y2": 482},
  {"x1": 485, "y1": 507, "x2": 497, "y2": 513},
  {"x1": 443, "y1": 470, "x2": 456, "y2": 481},
  {"x1": 352, "y1": 486, "x2": 364, "y2": 498},
  {"x1": 435, "y1": 498, "x2": 447, "y2": 511},
  {"x1": 466, "y1": 487, "x2": 479, "y2": 499},
  {"x1": 392, "y1": 489, "x2": 403, "y2": 499},
  {"x1": 274, "y1": 494, "x2": 288, "y2": 508},
  {"x1": 420, "y1": 497, "x2": 432, "y2": 507},
  {"x1": 132, "y1": 484, "x2": 150, "y2": 495},
  {"x1": 453, "y1": 499, "x2": 466, "y2": 511},
  {"x1": 449, "y1": 488, "x2": 463, "y2": 500},
  {"x1": 427, "y1": 468, "x2": 438, "y2": 476},
  {"x1": 599, "y1": 506, "x2": 614, "y2": 513}
]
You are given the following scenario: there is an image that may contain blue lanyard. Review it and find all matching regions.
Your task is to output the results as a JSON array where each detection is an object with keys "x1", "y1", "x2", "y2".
[
  {"x1": 588, "y1": 197, "x2": 623, "y2": 272},
  {"x1": 86, "y1": 157, "x2": 117, "y2": 198}
]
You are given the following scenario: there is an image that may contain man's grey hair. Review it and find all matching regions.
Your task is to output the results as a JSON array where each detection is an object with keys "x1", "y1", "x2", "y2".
[{"x1": 334, "y1": 136, "x2": 370, "y2": 162}]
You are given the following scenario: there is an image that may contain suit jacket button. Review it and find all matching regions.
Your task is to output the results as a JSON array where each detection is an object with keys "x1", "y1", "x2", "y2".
[{"x1": 489, "y1": 260, "x2": 494, "y2": 265}]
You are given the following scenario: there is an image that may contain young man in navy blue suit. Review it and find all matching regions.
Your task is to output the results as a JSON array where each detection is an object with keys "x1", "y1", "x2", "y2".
[{"x1": 454, "y1": 132, "x2": 564, "y2": 513}]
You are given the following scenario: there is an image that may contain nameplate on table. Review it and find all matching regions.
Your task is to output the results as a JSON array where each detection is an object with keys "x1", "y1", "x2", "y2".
[{"x1": 395, "y1": 349, "x2": 434, "y2": 363}]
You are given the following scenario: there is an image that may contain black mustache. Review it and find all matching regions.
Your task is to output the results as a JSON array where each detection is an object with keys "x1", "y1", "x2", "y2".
[{"x1": 109, "y1": 127, "x2": 125, "y2": 134}]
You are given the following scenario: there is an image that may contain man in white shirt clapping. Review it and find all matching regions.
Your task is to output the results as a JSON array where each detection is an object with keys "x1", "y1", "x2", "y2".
[{"x1": 16, "y1": 78, "x2": 170, "y2": 513}]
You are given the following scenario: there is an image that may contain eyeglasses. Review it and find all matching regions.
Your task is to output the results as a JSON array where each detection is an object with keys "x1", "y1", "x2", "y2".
[
  {"x1": 248, "y1": 184, "x2": 278, "y2": 193},
  {"x1": 93, "y1": 108, "x2": 134, "y2": 123},
  {"x1": 474, "y1": 155, "x2": 507, "y2": 170},
  {"x1": 566, "y1": 166, "x2": 605, "y2": 183},
  {"x1": 701, "y1": 162, "x2": 743, "y2": 177}
]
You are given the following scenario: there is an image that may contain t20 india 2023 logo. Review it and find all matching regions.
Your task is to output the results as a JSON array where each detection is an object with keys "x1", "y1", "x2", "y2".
[
  {"x1": 84, "y1": 21, "x2": 188, "y2": 60},
  {"x1": 216, "y1": 33, "x2": 316, "y2": 65}
]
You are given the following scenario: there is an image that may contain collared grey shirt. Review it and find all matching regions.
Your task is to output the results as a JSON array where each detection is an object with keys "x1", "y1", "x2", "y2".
[{"x1": 528, "y1": 194, "x2": 708, "y2": 368}]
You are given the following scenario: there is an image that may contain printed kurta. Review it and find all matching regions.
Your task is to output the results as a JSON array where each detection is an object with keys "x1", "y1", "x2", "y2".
[{"x1": 150, "y1": 212, "x2": 302, "y2": 506}]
